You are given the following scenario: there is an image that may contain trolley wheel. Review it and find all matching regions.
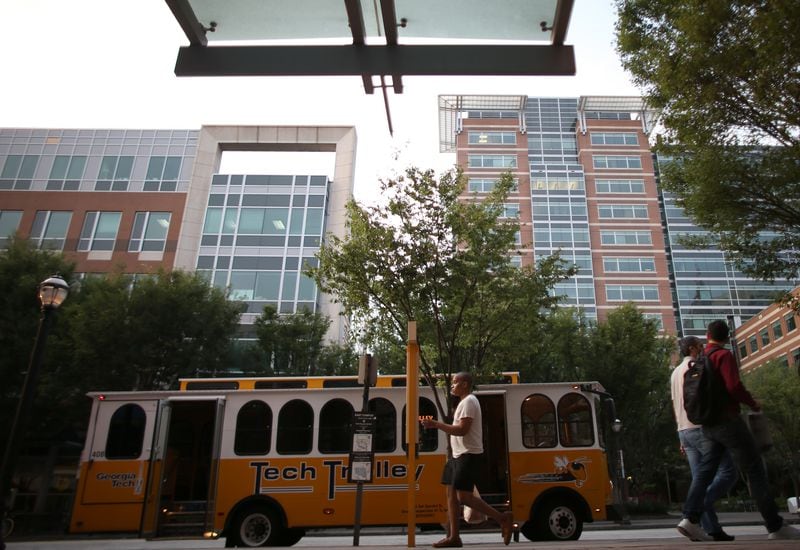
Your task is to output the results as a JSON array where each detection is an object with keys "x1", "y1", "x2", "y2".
[
  {"x1": 521, "y1": 498, "x2": 583, "y2": 541},
  {"x1": 226, "y1": 505, "x2": 281, "y2": 547}
]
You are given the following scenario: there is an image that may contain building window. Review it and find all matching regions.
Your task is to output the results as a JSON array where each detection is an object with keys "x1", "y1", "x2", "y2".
[
  {"x1": 772, "y1": 320, "x2": 783, "y2": 340},
  {"x1": 78, "y1": 211, "x2": 121, "y2": 251},
  {"x1": 592, "y1": 155, "x2": 642, "y2": 169},
  {"x1": 603, "y1": 257, "x2": 655, "y2": 273},
  {"x1": 557, "y1": 393, "x2": 594, "y2": 447},
  {"x1": 468, "y1": 178, "x2": 518, "y2": 192},
  {"x1": 748, "y1": 335, "x2": 758, "y2": 354},
  {"x1": 276, "y1": 399, "x2": 313, "y2": 455},
  {"x1": 31, "y1": 211, "x2": 72, "y2": 250},
  {"x1": 129, "y1": 212, "x2": 171, "y2": 252},
  {"x1": 778, "y1": 355, "x2": 789, "y2": 368},
  {"x1": 759, "y1": 328, "x2": 770, "y2": 347},
  {"x1": 738, "y1": 343, "x2": 748, "y2": 359},
  {"x1": 319, "y1": 399, "x2": 354, "y2": 454},
  {"x1": 521, "y1": 394, "x2": 557, "y2": 449},
  {"x1": 96, "y1": 155, "x2": 133, "y2": 191},
  {"x1": 467, "y1": 154, "x2": 517, "y2": 168},
  {"x1": 502, "y1": 203, "x2": 520, "y2": 218},
  {"x1": 0, "y1": 154, "x2": 39, "y2": 189},
  {"x1": 606, "y1": 284, "x2": 659, "y2": 302},
  {"x1": 786, "y1": 313, "x2": 797, "y2": 332},
  {"x1": 468, "y1": 131, "x2": 516, "y2": 145},
  {"x1": 598, "y1": 204, "x2": 649, "y2": 219},
  {"x1": 403, "y1": 398, "x2": 438, "y2": 452},
  {"x1": 595, "y1": 179, "x2": 645, "y2": 194},
  {"x1": 532, "y1": 199, "x2": 587, "y2": 218},
  {"x1": 643, "y1": 313, "x2": 664, "y2": 330},
  {"x1": 600, "y1": 230, "x2": 652, "y2": 245},
  {"x1": 531, "y1": 175, "x2": 584, "y2": 191},
  {"x1": 47, "y1": 155, "x2": 86, "y2": 190},
  {"x1": 791, "y1": 348, "x2": 800, "y2": 367},
  {"x1": 105, "y1": 404, "x2": 146, "y2": 460},
  {"x1": 0, "y1": 210, "x2": 23, "y2": 247},
  {"x1": 144, "y1": 156, "x2": 182, "y2": 191},
  {"x1": 368, "y1": 397, "x2": 396, "y2": 453},
  {"x1": 234, "y1": 400, "x2": 272, "y2": 456},
  {"x1": 590, "y1": 132, "x2": 639, "y2": 146}
]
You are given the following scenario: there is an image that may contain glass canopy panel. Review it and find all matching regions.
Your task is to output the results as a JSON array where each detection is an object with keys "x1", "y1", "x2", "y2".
[
  {"x1": 186, "y1": 0, "x2": 559, "y2": 43},
  {"x1": 395, "y1": 0, "x2": 558, "y2": 41}
]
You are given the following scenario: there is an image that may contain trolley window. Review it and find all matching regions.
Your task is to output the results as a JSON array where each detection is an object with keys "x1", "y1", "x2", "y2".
[
  {"x1": 319, "y1": 399, "x2": 355, "y2": 454},
  {"x1": 234, "y1": 400, "x2": 272, "y2": 456},
  {"x1": 521, "y1": 394, "x2": 557, "y2": 448},
  {"x1": 368, "y1": 397, "x2": 396, "y2": 452},
  {"x1": 402, "y1": 397, "x2": 438, "y2": 452},
  {"x1": 277, "y1": 399, "x2": 313, "y2": 455},
  {"x1": 557, "y1": 393, "x2": 594, "y2": 447},
  {"x1": 106, "y1": 403, "x2": 146, "y2": 459}
]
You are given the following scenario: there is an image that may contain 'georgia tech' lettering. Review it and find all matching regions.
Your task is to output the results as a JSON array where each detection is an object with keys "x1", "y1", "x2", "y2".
[{"x1": 251, "y1": 460, "x2": 425, "y2": 499}]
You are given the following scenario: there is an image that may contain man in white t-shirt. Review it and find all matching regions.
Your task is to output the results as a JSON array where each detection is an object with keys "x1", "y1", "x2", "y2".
[
  {"x1": 422, "y1": 372, "x2": 513, "y2": 548},
  {"x1": 670, "y1": 336, "x2": 736, "y2": 541}
]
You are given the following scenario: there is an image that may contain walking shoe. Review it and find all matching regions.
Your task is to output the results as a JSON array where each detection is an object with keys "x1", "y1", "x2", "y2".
[
  {"x1": 432, "y1": 537, "x2": 463, "y2": 548},
  {"x1": 677, "y1": 518, "x2": 712, "y2": 541},
  {"x1": 500, "y1": 511, "x2": 514, "y2": 546},
  {"x1": 767, "y1": 523, "x2": 800, "y2": 540},
  {"x1": 709, "y1": 530, "x2": 735, "y2": 541}
]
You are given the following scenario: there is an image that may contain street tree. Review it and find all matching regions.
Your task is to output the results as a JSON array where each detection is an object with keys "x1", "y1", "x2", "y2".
[
  {"x1": 310, "y1": 167, "x2": 571, "y2": 415},
  {"x1": 744, "y1": 362, "x2": 800, "y2": 500},
  {"x1": 615, "y1": 1, "x2": 800, "y2": 282},
  {"x1": 580, "y1": 304, "x2": 676, "y2": 496},
  {"x1": 0, "y1": 237, "x2": 74, "y2": 450},
  {"x1": 49, "y1": 270, "x2": 242, "y2": 395},
  {"x1": 253, "y1": 305, "x2": 331, "y2": 376}
]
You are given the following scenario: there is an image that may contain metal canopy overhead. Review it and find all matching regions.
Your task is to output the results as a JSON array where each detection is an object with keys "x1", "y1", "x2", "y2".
[
  {"x1": 577, "y1": 96, "x2": 660, "y2": 136},
  {"x1": 165, "y1": 0, "x2": 576, "y2": 90},
  {"x1": 439, "y1": 95, "x2": 528, "y2": 152}
]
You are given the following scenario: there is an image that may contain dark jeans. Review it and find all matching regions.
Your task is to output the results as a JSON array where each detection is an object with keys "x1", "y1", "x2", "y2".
[
  {"x1": 682, "y1": 416, "x2": 783, "y2": 533},
  {"x1": 679, "y1": 427, "x2": 737, "y2": 533}
]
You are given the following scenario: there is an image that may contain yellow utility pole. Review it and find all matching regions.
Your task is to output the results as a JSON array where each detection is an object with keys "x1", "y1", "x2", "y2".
[{"x1": 405, "y1": 321, "x2": 418, "y2": 548}]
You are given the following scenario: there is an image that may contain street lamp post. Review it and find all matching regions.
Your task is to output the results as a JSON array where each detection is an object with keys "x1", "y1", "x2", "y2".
[{"x1": 0, "y1": 275, "x2": 69, "y2": 544}]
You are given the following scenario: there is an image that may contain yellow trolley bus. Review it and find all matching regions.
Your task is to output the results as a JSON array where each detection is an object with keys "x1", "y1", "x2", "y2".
[{"x1": 69, "y1": 376, "x2": 621, "y2": 547}]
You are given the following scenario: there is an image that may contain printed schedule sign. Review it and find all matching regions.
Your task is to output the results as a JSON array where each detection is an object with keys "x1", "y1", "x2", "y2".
[{"x1": 349, "y1": 412, "x2": 376, "y2": 483}]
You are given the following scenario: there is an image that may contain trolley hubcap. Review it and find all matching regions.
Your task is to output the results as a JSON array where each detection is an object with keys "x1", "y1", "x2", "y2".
[
  {"x1": 549, "y1": 506, "x2": 576, "y2": 538},
  {"x1": 242, "y1": 513, "x2": 271, "y2": 546}
]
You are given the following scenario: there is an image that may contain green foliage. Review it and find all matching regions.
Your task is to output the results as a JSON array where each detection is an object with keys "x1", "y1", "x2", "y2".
[
  {"x1": 51, "y1": 269, "x2": 242, "y2": 390},
  {"x1": 253, "y1": 305, "x2": 332, "y2": 376},
  {"x1": 310, "y1": 167, "x2": 572, "y2": 411},
  {"x1": 744, "y1": 362, "x2": 800, "y2": 497},
  {"x1": 615, "y1": 0, "x2": 800, "y2": 281},
  {"x1": 0, "y1": 237, "x2": 75, "y2": 447},
  {"x1": 576, "y1": 304, "x2": 677, "y2": 494}
]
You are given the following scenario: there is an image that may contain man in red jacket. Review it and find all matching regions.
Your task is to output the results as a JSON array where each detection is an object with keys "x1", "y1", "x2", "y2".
[{"x1": 677, "y1": 320, "x2": 799, "y2": 541}]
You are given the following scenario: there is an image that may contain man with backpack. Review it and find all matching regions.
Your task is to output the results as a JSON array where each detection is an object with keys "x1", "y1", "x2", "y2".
[
  {"x1": 677, "y1": 320, "x2": 799, "y2": 541},
  {"x1": 671, "y1": 336, "x2": 737, "y2": 541}
]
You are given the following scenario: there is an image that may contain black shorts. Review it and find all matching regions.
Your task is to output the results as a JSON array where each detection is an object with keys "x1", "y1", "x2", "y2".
[{"x1": 441, "y1": 452, "x2": 483, "y2": 491}]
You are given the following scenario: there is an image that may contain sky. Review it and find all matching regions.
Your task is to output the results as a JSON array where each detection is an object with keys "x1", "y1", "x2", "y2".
[{"x1": 0, "y1": 0, "x2": 640, "y2": 203}]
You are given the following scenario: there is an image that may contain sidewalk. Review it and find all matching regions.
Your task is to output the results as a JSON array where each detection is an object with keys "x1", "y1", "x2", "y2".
[{"x1": 583, "y1": 511, "x2": 785, "y2": 531}]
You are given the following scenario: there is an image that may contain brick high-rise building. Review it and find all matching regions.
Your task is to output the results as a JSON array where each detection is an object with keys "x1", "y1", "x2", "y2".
[{"x1": 440, "y1": 95, "x2": 795, "y2": 335}]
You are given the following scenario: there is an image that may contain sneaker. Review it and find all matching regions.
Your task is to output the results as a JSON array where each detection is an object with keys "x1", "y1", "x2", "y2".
[
  {"x1": 767, "y1": 523, "x2": 800, "y2": 540},
  {"x1": 709, "y1": 530, "x2": 735, "y2": 541},
  {"x1": 677, "y1": 518, "x2": 712, "y2": 541}
]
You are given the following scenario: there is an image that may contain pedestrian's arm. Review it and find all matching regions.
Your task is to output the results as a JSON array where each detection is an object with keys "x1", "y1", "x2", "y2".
[
  {"x1": 423, "y1": 416, "x2": 473, "y2": 437},
  {"x1": 717, "y1": 353, "x2": 760, "y2": 411}
]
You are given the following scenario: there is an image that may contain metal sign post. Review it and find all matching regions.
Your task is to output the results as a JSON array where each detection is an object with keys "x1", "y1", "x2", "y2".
[{"x1": 352, "y1": 355, "x2": 376, "y2": 546}]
